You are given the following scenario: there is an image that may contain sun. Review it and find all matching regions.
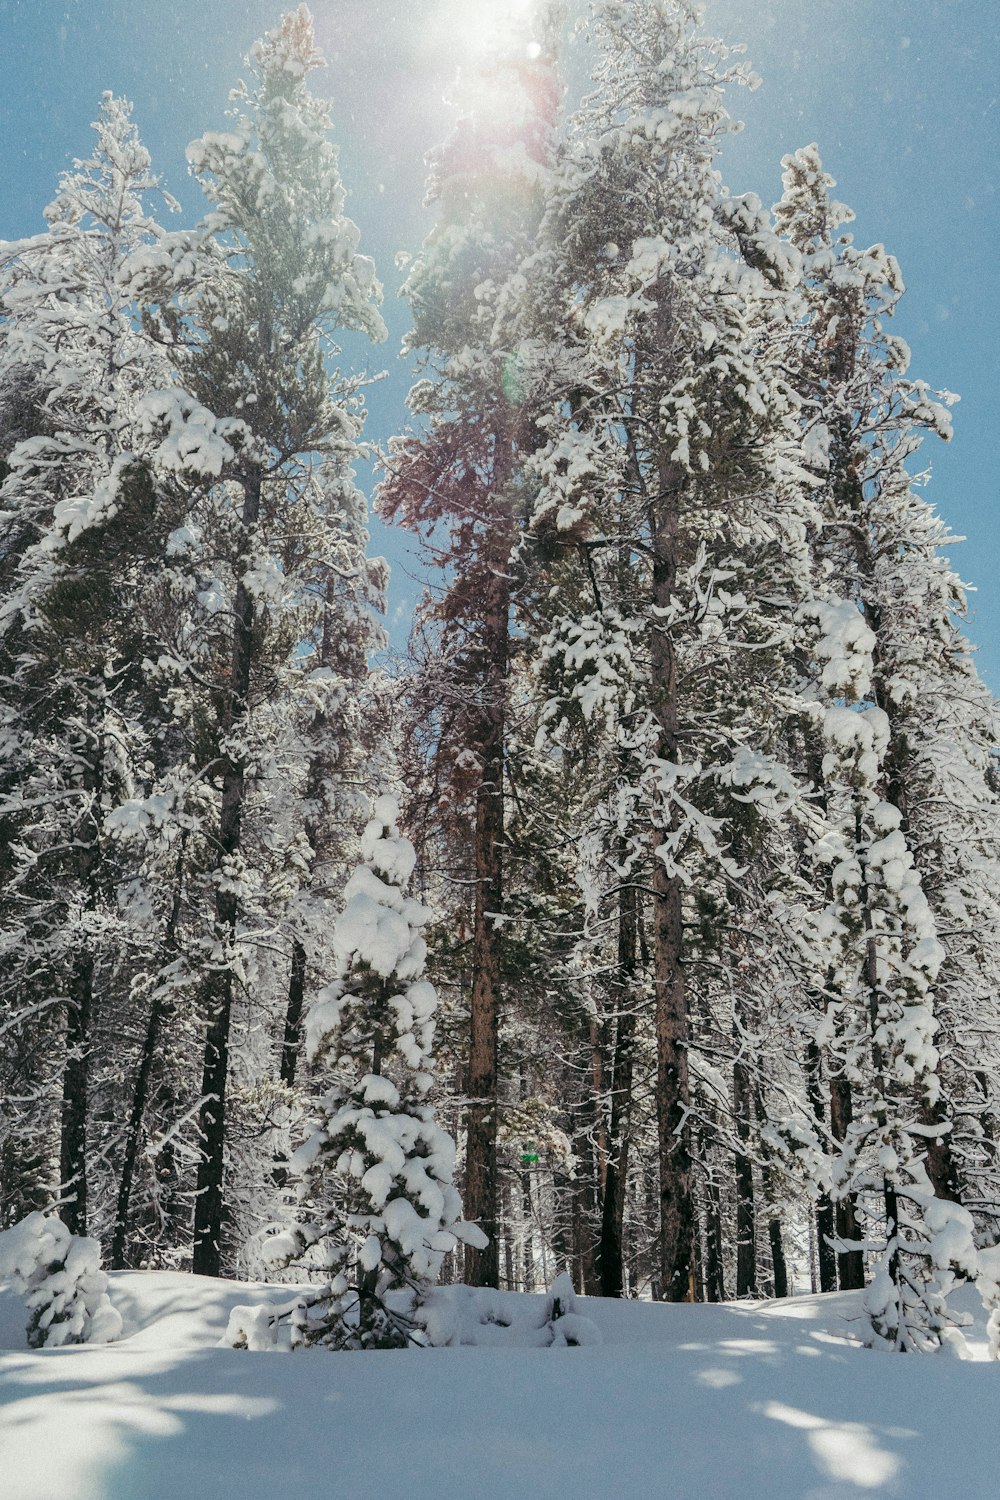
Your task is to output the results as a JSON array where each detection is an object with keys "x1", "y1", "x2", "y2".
[{"x1": 424, "y1": 0, "x2": 544, "y2": 71}]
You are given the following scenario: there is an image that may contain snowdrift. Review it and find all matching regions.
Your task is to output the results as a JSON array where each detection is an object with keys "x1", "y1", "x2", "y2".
[{"x1": 2, "y1": 1270, "x2": 999, "y2": 1499}]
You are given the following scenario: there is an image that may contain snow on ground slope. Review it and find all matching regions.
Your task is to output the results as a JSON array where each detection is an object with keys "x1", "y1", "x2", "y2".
[{"x1": 1, "y1": 1271, "x2": 998, "y2": 1500}]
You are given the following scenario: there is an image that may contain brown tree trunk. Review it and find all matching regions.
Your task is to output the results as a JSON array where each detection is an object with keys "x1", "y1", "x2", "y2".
[
  {"x1": 761, "y1": 1162, "x2": 789, "y2": 1298},
  {"x1": 768, "y1": 1212, "x2": 789, "y2": 1299},
  {"x1": 702, "y1": 1166, "x2": 726, "y2": 1303},
  {"x1": 520, "y1": 1168, "x2": 534, "y2": 1291},
  {"x1": 192, "y1": 466, "x2": 261, "y2": 1277},
  {"x1": 829, "y1": 1072, "x2": 866, "y2": 1290},
  {"x1": 569, "y1": 1085, "x2": 602, "y2": 1295},
  {"x1": 650, "y1": 477, "x2": 694, "y2": 1302},
  {"x1": 653, "y1": 859, "x2": 693, "y2": 1300},
  {"x1": 60, "y1": 951, "x2": 94, "y2": 1238},
  {"x1": 833, "y1": 812, "x2": 868, "y2": 1292},
  {"x1": 922, "y1": 1094, "x2": 962, "y2": 1202},
  {"x1": 598, "y1": 873, "x2": 638, "y2": 1297},
  {"x1": 112, "y1": 838, "x2": 187, "y2": 1269},
  {"x1": 279, "y1": 579, "x2": 341, "y2": 1092},
  {"x1": 59, "y1": 694, "x2": 104, "y2": 1238},
  {"x1": 805, "y1": 1039, "x2": 838, "y2": 1293},
  {"x1": 733, "y1": 1049, "x2": 757, "y2": 1297},
  {"x1": 502, "y1": 1179, "x2": 515, "y2": 1290},
  {"x1": 280, "y1": 938, "x2": 307, "y2": 1087},
  {"x1": 463, "y1": 752, "x2": 504, "y2": 1288},
  {"x1": 860, "y1": 832, "x2": 905, "y2": 1310},
  {"x1": 589, "y1": 1014, "x2": 608, "y2": 1201},
  {"x1": 463, "y1": 432, "x2": 512, "y2": 1288},
  {"x1": 111, "y1": 985, "x2": 167, "y2": 1267}
]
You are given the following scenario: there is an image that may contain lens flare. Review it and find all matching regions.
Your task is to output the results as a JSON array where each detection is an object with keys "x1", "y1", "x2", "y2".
[{"x1": 422, "y1": 0, "x2": 545, "y2": 71}]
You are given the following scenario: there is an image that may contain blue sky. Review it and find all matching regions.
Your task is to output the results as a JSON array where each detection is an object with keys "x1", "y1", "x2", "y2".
[{"x1": 2, "y1": 0, "x2": 997, "y2": 686}]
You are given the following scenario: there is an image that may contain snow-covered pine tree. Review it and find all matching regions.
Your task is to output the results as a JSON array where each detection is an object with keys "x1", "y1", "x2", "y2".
[
  {"x1": 127, "y1": 6, "x2": 386, "y2": 1274},
  {"x1": 808, "y1": 690, "x2": 978, "y2": 1349},
  {"x1": 270, "y1": 457, "x2": 388, "y2": 1095},
  {"x1": 775, "y1": 145, "x2": 985, "y2": 1345},
  {"x1": 252, "y1": 795, "x2": 483, "y2": 1348},
  {"x1": 0, "y1": 1211, "x2": 122, "y2": 1349},
  {"x1": 0, "y1": 95, "x2": 173, "y2": 1237},
  {"x1": 515, "y1": 0, "x2": 815, "y2": 1300},
  {"x1": 224, "y1": 453, "x2": 389, "y2": 1270}
]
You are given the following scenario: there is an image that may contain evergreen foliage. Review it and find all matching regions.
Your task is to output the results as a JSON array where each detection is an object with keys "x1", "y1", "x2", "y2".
[{"x1": 0, "y1": 1211, "x2": 122, "y2": 1348}]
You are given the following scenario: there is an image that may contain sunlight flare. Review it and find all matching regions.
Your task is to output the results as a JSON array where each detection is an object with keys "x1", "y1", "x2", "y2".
[{"x1": 424, "y1": 0, "x2": 545, "y2": 72}]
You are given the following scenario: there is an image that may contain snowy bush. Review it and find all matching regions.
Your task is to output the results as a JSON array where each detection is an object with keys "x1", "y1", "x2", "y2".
[
  {"x1": 416, "y1": 1273, "x2": 601, "y2": 1349},
  {"x1": 223, "y1": 1272, "x2": 601, "y2": 1355},
  {"x1": 0, "y1": 1213, "x2": 122, "y2": 1349},
  {"x1": 976, "y1": 1245, "x2": 1000, "y2": 1360},
  {"x1": 224, "y1": 1280, "x2": 418, "y2": 1354},
  {"x1": 861, "y1": 1165, "x2": 978, "y2": 1356}
]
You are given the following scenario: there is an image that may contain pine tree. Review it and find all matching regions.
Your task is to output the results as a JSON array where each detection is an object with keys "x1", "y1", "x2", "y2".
[
  {"x1": 250, "y1": 795, "x2": 483, "y2": 1348},
  {"x1": 774, "y1": 144, "x2": 986, "y2": 1344},
  {"x1": 0, "y1": 1211, "x2": 122, "y2": 1348},
  {"x1": 517, "y1": 0, "x2": 813, "y2": 1299},
  {"x1": 379, "y1": 1, "x2": 564, "y2": 1286},
  {"x1": 0, "y1": 94, "x2": 172, "y2": 1236},
  {"x1": 129, "y1": 6, "x2": 385, "y2": 1274}
]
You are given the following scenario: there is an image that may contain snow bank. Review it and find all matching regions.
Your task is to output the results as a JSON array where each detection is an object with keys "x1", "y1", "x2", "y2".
[{"x1": 2, "y1": 1272, "x2": 1000, "y2": 1499}]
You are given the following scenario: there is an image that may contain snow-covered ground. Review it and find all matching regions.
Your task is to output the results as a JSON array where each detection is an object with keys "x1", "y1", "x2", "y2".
[{"x1": 2, "y1": 1271, "x2": 998, "y2": 1499}]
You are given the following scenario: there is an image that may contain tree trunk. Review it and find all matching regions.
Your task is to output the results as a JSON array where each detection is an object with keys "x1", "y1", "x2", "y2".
[
  {"x1": 861, "y1": 837, "x2": 905, "y2": 1313},
  {"x1": 760, "y1": 1161, "x2": 789, "y2": 1299},
  {"x1": 768, "y1": 1213, "x2": 789, "y2": 1299},
  {"x1": 111, "y1": 986, "x2": 167, "y2": 1268},
  {"x1": 279, "y1": 578, "x2": 340, "y2": 1092},
  {"x1": 111, "y1": 838, "x2": 186, "y2": 1269},
  {"x1": 59, "y1": 694, "x2": 104, "y2": 1238},
  {"x1": 598, "y1": 869, "x2": 638, "y2": 1296},
  {"x1": 805, "y1": 1039, "x2": 838, "y2": 1293},
  {"x1": 464, "y1": 743, "x2": 504, "y2": 1287},
  {"x1": 733, "y1": 1049, "x2": 757, "y2": 1297},
  {"x1": 192, "y1": 466, "x2": 261, "y2": 1276},
  {"x1": 829, "y1": 1072, "x2": 866, "y2": 1290},
  {"x1": 834, "y1": 808, "x2": 868, "y2": 1288},
  {"x1": 60, "y1": 951, "x2": 93, "y2": 1237},
  {"x1": 502, "y1": 1180, "x2": 515, "y2": 1290},
  {"x1": 589, "y1": 1014, "x2": 608, "y2": 1201},
  {"x1": 520, "y1": 1168, "x2": 534, "y2": 1291},
  {"x1": 703, "y1": 1167, "x2": 726, "y2": 1303},
  {"x1": 570, "y1": 1092, "x2": 601, "y2": 1295},
  {"x1": 280, "y1": 938, "x2": 307, "y2": 1087},
  {"x1": 922, "y1": 1094, "x2": 962, "y2": 1203},
  {"x1": 650, "y1": 513, "x2": 694, "y2": 1301},
  {"x1": 463, "y1": 426, "x2": 512, "y2": 1289}
]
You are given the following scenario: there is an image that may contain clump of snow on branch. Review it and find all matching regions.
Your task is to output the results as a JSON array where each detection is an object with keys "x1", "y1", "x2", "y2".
[{"x1": 798, "y1": 598, "x2": 876, "y2": 703}]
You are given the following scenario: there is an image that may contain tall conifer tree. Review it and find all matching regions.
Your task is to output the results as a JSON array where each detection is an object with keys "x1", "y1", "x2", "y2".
[
  {"x1": 131, "y1": 6, "x2": 385, "y2": 1274},
  {"x1": 0, "y1": 95, "x2": 171, "y2": 1234},
  {"x1": 379, "y1": 2, "x2": 564, "y2": 1287}
]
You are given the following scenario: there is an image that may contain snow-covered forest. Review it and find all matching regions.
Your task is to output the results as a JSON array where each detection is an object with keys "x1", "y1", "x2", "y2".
[{"x1": 2, "y1": 0, "x2": 1000, "y2": 1405}]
